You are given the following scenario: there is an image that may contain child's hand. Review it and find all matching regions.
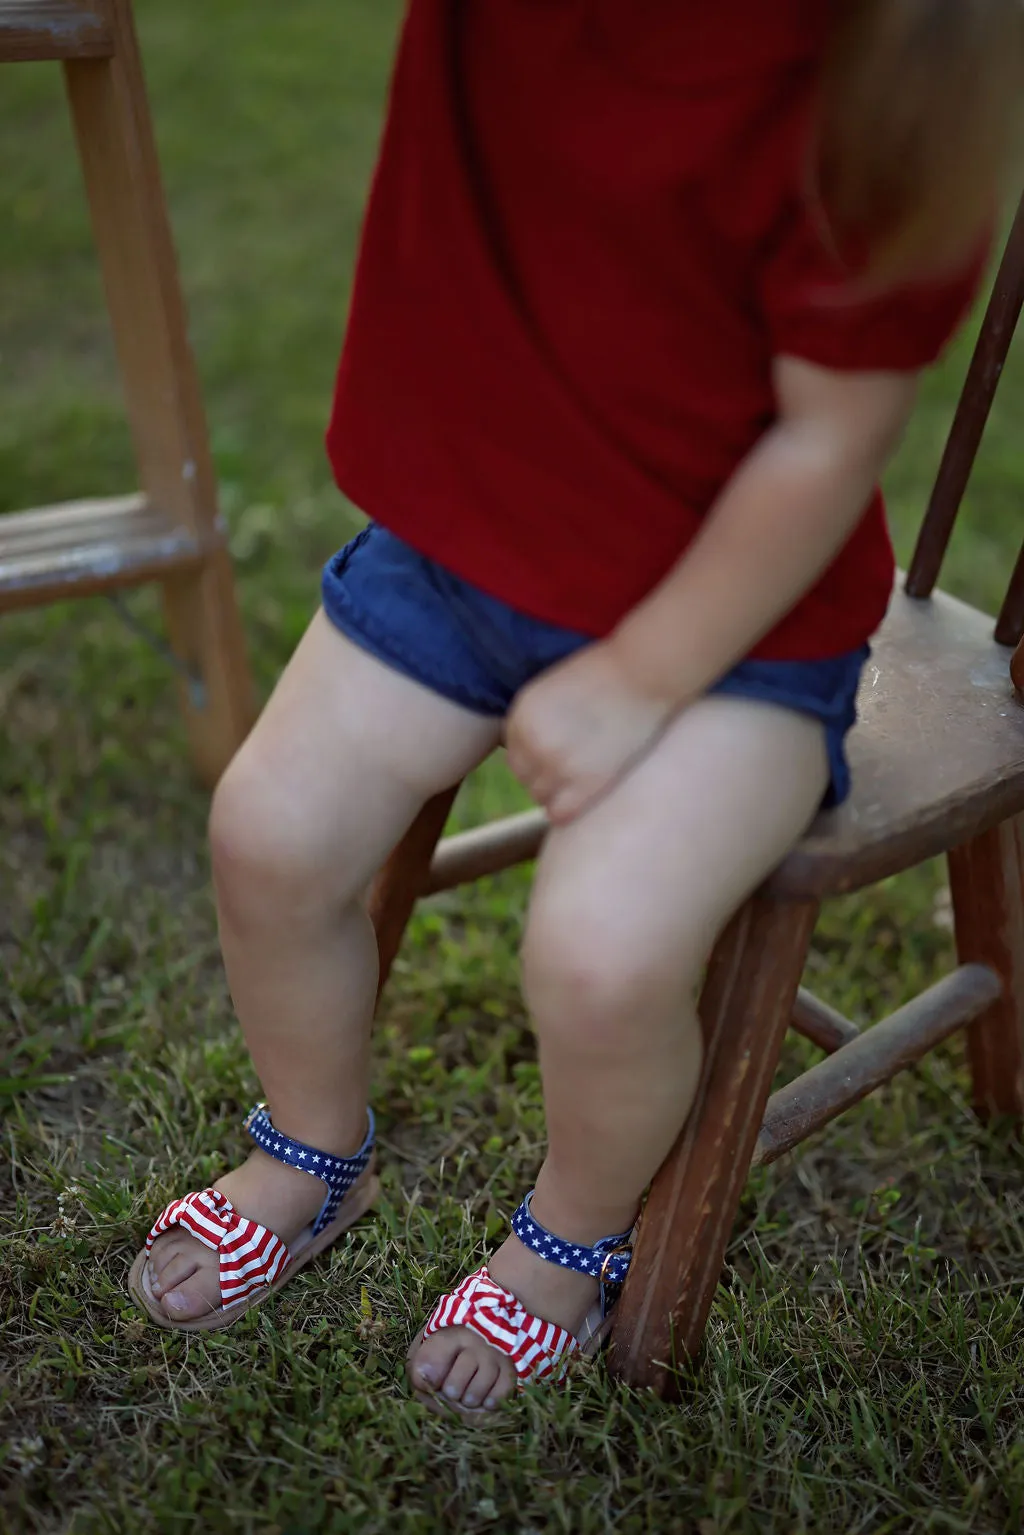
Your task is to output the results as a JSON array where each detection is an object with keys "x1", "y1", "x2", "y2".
[{"x1": 506, "y1": 642, "x2": 674, "y2": 823}]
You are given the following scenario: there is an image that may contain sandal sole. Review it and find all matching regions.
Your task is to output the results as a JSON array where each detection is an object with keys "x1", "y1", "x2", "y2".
[{"x1": 128, "y1": 1163, "x2": 380, "y2": 1333}]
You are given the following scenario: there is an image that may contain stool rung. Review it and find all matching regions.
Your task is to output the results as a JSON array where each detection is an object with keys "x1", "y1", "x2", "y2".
[
  {"x1": 753, "y1": 963, "x2": 1002, "y2": 1168},
  {"x1": 0, "y1": 493, "x2": 209, "y2": 611},
  {"x1": 426, "y1": 808, "x2": 548, "y2": 892},
  {"x1": 791, "y1": 988, "x2": 860, "y2": 1053},
  {"x1": 0, "y1": 1, "x2": 112, "y2": 61}
]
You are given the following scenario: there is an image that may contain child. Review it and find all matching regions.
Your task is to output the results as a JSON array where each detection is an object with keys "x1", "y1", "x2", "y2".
[{"x1": 129, "y1": 0, "x2": 1023, "y2": 1416}]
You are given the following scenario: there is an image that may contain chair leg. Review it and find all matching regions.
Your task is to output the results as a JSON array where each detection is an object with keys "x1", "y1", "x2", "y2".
[
  {"x1": 369, "y1": 787, "x2": 461, "y2": 998},
  {"x1": 607, "y1": 892, "x2": 818, "y2": 1398},
  {"x1": 63, "y1": 2, "x2": 252, "y2": 786},
  {"x1": 948, "y1": 815, "x2": 1024, "y2": 1120},
  {"x1": 157, "y1": 555, "x2": 255, "y2": 788}
]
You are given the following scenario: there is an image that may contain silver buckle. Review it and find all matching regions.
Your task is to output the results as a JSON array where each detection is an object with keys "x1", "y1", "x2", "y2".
[
  {"x1": 598, "y1": 1242, "x2": 633, "y2": 1287},
  {"x1": 242, "y1": 1101, "x2": 268, "y2": 1131}
]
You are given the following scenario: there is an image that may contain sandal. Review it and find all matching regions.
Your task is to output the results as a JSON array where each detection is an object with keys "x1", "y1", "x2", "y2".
[
  {"x1": 407, "y1": 1190, "x2": 635, "y2": 1416},
  {"x1": 128, "y1": 1103, "x2": 379, "y2": 1332}
]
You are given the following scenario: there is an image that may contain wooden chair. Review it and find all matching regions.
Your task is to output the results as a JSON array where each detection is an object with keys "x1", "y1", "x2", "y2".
[
  {"x1": 367, "y1": 193, "x2": 1024, "y2": 1398},
  {"x1": 0, "y1": 0, "x2": 252, "y2": 786}
]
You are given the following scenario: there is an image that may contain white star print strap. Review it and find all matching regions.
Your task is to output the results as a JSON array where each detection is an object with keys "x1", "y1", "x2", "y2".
[
  {"x1": 243, "y1": 1102, "x2": 376, "y2": 1237},
  {"x1": 511, "y1": 1190, "x2": 633, "y2": 1297}
]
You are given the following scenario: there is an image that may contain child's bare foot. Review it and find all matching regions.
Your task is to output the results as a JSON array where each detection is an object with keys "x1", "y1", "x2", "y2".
[
  {"x1": 408, "y1": 1230, "x2": 600, "y2": 1412},
  {"x1": 145, "y1": 1150, "x2": 329, "y2": 1322}
]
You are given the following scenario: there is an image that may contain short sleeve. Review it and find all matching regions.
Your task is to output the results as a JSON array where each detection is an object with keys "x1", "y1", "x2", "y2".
[{"x1": 759, "y1": 205, "x2": 990, "y2": 373}]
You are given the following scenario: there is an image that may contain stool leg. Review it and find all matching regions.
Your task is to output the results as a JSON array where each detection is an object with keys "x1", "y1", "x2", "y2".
[
  {"x1": 949, "y1": 815, "x2": 1024, "y2": 1121},
  {"x1": 607, "y1": 893, "x2": 818, "y2": 1397},
  {"x1": 63, "y1": 2, "x2": 252, "y2": 786},
  {"x1": 158, "y1": 553, "x2": 252, "y2": 788},
  {"x1": 369, "y1": 788, "x2": 460, "y2": 998}
]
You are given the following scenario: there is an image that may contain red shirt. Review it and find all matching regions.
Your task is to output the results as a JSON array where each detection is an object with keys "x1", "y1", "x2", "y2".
[{"x1": 327, "y1": 0, "x2": 983, "y2": 659}]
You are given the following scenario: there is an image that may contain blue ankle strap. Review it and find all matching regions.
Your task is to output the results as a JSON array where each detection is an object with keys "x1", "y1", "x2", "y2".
[
  {"x1": 511, "y1": 1190, "x2": 634, "y2": 1306},
  {"x1": 243, "y1": 1103, "x2": 375, "y2": 1238}
]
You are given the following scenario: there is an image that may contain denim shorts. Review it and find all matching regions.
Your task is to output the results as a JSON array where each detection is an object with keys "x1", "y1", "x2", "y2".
[{"x1": 322, "y1": 523, "x2": 868, "y2": 807}]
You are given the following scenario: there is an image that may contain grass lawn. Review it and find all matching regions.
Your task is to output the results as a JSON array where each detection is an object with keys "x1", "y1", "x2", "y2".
[{"x1": 2, "y1": 3, "x2": 1024, "y2": 1530}]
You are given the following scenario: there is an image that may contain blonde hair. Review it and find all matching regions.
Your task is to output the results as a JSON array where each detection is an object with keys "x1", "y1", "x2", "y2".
[{"x1": 817, "y1": 0, "x2": 1024, "y2": 284}]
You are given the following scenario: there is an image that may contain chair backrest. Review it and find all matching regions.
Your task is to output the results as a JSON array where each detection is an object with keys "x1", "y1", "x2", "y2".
[
  {"x1": 904, "y1": 194, "x2": 1024, "y2": 647},
  {"x1": 340, "y1": 202, "x2": 1024, "y2": 680}
]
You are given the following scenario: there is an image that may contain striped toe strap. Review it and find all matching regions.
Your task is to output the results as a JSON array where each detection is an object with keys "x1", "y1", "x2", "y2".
[
  {"x1": 145, "y1": 1189, "x2": 290, "y2": 1308},
  {"x1": 422, "y1": 1267, "x2": 578, "y2": 1385}
]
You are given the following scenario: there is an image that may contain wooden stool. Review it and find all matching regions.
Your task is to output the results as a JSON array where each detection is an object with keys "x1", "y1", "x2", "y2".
[
  {"x1": 0, "y1": 0, "x2": 252, "y2": 786},
  {"x1": 368, "y1": 194, "x2": 1024, "y2": 1398}
]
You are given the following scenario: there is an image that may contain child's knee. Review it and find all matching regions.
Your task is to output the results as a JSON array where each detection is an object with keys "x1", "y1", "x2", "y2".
[
  {"x1": 209, "y1": 758, "x2": 349, "y2": 929},
  {"x1": 521, "y1": 900, "x2": 703, "y2": 1053}
]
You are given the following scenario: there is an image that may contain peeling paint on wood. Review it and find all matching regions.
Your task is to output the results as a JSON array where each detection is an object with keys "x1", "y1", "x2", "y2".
[
  {"x1": 0, "y1": 495, "x2": 208, "y2": 612},
  {"x1": 0, "y1": 2, "x2": 113, "y2": 61}
]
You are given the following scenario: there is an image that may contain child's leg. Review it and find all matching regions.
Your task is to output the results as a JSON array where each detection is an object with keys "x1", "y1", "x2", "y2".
[
  {"x1": 410, "y1": 693, "x2": 829, "y2": 1409},
  {"x1": 146, "y1": 611, "x2": 501, "y2": 1320}
]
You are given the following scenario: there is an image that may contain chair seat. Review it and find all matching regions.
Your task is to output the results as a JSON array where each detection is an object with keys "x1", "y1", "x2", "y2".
[{"x1": 772, "y1": 585, "x2": 1024, "y2": 898}]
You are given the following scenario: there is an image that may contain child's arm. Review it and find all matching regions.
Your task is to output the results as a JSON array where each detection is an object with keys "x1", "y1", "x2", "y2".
[
  {"x1": 507, "y1": 357, "x2": 918, "y2": 822},
  {"x1": 611, "y1": 356, "x2": 917, "y2": 703}
]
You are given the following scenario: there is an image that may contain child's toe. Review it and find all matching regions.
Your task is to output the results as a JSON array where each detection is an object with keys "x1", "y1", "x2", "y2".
[
  {"x1": 468, "y1": 1356, "x2": 504, "y2": 1409},
  {"x1": 161, "y1": 1274, "x2": 220, "y2": 1320},
  {"x1": 411, "y1": 1326, "x2": 521, "y2": 1411},
  {"x1": 145, "y1": 1234, "x2": 221, "y2": 1320},
  {"x1": 411, "y1": 1329, "x2": 463, "y2": 1391},
  {"x1": 440, "y1": 1349, "x2": 482, "y2": 1403},
  {"x1": 148, "y1": 1247, "x2": 199, "y2": 1298},
  {"x1": 483, "y1": 1357, "x2": 517, "y2": 1409}
]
